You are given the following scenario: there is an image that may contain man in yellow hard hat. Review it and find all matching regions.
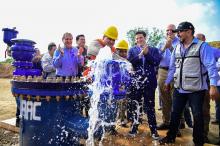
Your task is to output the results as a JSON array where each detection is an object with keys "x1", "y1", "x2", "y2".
[
  {"x1": 87, "y1": 26, "x2": 118, "y2": 60},
  {"x1": 115, "y1": 40, "x2": 129, "y2": 128},
  {"x1": 83, "y1": 26, "x2": 118, "y2": 76},
  {"x1": 115, "y1": 40, "x2": 129, "y2": 60}
]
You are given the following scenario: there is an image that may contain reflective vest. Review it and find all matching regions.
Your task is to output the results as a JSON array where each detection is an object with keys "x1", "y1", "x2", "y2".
[{"x1": 174, "y1": 40, "x2": 207, "y2": 91}]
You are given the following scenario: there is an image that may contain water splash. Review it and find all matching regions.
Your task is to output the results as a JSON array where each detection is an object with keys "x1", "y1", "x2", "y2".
[{"x1": 86, "y1": 46, "x2": 132, "y2": 146}]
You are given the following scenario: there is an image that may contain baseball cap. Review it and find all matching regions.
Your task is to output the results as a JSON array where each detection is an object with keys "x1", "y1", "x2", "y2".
[{"x1": 174, "y1": 21, "x2": 195, "y2": 32}]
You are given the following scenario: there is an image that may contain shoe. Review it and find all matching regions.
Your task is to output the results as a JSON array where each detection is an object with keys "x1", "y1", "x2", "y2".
[
  {"x1": 109, "y1": 128, "x2": 118, "y2": 135},
  {"x1": 176, "y1": 130, "x2": 182, "y2": 137},
  {"x1": 151, "y1": 132, "x2": 160, "y2": 140},
  {"x1": 188, "y1": 124, "x2": 193, "y2": 128},
  {"x1": 179, "y1": 123, "x2": 185, "y2": 129},
  {"x1": 159, "y1": 136, "x2": 175, "y2": 145},
  {"x1": 211, "y1": 119, "x2": 219, "y2": 125},
  {"x1": 157, "y1": 123, "x2": 169, "y2": 130},
  {"x1": 120, "y1": 121, "x2": 128, "y2": 128},
  {"x1": 120, "y1": 123, "x2": 128, "y2": 128},
  {"x1": 128, "y1": 130, "x2": 137, "y2": 137},
  {"x1": 215, "y1": 140, "x2": 220, "y2": 145},
  {"x1": 195, "y1": 144, "x2": 204, "y2": 146},
  {"x1": 203, "y1": 136, "x2": 210, "y2": 143},
  {"x1": 128, "y1": 124, "x2": 138, "y2": 137}
]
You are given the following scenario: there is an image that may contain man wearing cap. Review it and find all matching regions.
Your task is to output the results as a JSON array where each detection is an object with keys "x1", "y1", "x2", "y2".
[
  {"x1": 127, "y1": 31, "x2": 162, "y2": 139},
  {"x1": 159, "y1": 22, "x2": 219, "y2": 146}
]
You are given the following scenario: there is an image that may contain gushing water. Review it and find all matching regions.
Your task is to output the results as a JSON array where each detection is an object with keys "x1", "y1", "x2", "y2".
[{"x1": 86, "y1": 46, "x2": 132, "y2": 146}]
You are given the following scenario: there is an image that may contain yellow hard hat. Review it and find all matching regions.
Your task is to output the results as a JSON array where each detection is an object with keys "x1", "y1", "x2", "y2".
[
  {"x1": 103, "y1": 26, "x2": 118, "y2": 40},
  {"x1": 116, "y1": 40, "x2": 129, "y2": 50}
]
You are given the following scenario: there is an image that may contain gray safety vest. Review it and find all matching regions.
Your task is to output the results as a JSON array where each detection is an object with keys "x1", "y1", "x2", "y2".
[{"x1": 174, "y1": 40, "x2": 207, "y2": 91}]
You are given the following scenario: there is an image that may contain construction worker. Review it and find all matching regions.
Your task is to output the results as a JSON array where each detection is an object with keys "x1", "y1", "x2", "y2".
[
  {"x1": 87, "y1": 26, "x2": 118, "y2": 60},
  {"x1": 115, "y1": 40, "x2": 129, "y2": 127},
  {"x1": 115, "y1": 40, "x2": 129, "y2": 59},
  {"x1": 83, "y1": 26, "x2": 118, "y2": 77},
  {"x1": 86, "y1": 26, "x2": 119, "y2": 136}
]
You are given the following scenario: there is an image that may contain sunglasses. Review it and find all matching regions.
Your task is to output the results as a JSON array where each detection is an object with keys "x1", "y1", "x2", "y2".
[
  {"x1": 178, "y1": 29, "x2": 189, "y2": 33},
  {"x1": 166, "y1": 29, "x2": 176, "y2": 33}
]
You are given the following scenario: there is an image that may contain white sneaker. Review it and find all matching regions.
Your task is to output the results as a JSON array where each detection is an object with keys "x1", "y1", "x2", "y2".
[{"x1": 151, "y1": 133, "x2": 160, "y2": 140}]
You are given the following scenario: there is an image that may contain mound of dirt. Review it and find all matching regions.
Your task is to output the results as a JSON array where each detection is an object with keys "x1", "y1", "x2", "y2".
[
  {"x1": 0, "y1": 128, "x2": 18, "y2": 146},
  {"x1": 0, "y1": 63, "x2": 13, "y2": 78},
  {"x1": 209, "y1": 41, "x2": 220, "y2": 49}
]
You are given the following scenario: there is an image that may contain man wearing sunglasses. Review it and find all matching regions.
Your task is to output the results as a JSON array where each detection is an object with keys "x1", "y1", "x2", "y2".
[
  {"x1": 159, "y1": 22, "x2": 219, "y2": 146},
  {"x1": 157, "y1": 24, "x2": 179, "y2": 130}
]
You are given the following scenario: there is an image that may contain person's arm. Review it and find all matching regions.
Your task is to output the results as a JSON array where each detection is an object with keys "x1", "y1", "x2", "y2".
[
  {"x1": 201, "y1": 43, "x2": 218, "y2": 86},
  {"x1": 53, "y1": 49, "x2": 63, "y2": 68},
  {"x1": 158, "y1": 43, "x2": 166, "y2": 55},
  {"x1": 200, "y1": 43, "x2": 219, "y2": 100},
  {"x1": 77, "y1": 55, "x2": 84, "y2": 66},
  {"x1": 165, "y1": 48, "x2": 176, "y2": 84},
  {"x1": 41, "y1": 54, "x2": 56, "y2": 73},
  {"x1": 213, "y1": 47, "x2": 220, "y2": 60},
  {"x1": 76, "y1": 47, "x2": 84, "y2": 66},
  {"x1": 127, "y1": 47, "x2": 142, "y2": 65}
]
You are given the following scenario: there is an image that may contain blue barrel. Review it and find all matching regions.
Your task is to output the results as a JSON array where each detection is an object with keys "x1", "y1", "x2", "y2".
[
  {"x1": 12, "y1": 81, "x2": 89, "y2": 146},
  {"x1": 2, "y1": 28, "x2": 18, "y2": 46}
]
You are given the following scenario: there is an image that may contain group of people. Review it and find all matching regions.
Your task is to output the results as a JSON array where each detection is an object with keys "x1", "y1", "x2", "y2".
[{"x1": 17, "y1": 21, "x2": 220, "y2": 146}]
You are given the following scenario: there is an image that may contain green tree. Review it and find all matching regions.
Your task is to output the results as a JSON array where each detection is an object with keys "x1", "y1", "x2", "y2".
[
  {"x1": 126, "y1": 27, "x2": 164, "y2": 47},
  {"x1": 0, "y1": 58, "x2": 13, "y2": 64}
]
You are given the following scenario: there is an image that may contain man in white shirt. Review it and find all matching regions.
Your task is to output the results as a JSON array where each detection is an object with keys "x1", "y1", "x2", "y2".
[{"x1": 41, "y1": 42, "x2": 57, "y2": 78}]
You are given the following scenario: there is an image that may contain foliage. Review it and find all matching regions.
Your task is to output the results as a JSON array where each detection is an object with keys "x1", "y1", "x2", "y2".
[
  {"x1": 126, "y1": 27, "x2": 165, "y2": 47},
  {"x1": 0, "y1": 58, "x2": 13, "y2": 64}
]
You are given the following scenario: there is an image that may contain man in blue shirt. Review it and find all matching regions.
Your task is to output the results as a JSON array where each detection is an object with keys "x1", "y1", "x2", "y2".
[
  {"x1": 157, "y1": 24, "x2": 179, "y2": 130},
  {"x1": 127, "y1": 31, "x2": 162, "y2": 139},
  {"x1": 53, "y1": 32, "x2": 84, "y2": 77},
  {"x1": 159, "y1": 22, "x2": 219, "y2": 146}
]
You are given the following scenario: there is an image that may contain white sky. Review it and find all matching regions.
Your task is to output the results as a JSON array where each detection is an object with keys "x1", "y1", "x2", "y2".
[{"x1": 0, "y1": 0, "x2": 219, "y2": 61}]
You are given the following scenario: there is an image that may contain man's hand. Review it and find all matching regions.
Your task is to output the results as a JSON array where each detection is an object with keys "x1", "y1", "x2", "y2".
[
  {"x1": 164, "y1": 36, "x2": 172, "y2": 49},
  {"x1": 78, "y1": 47, "x2": 84, "y2": 56},
  {"x1": 58, "y1": 44, "x2": 64, "y2": 56},
  {"x1": 142, "y1": 44, "x2": 149, "y2": 55},
  {"x1": 209, "y1": 86, "x2": 220, "y2": 100}
]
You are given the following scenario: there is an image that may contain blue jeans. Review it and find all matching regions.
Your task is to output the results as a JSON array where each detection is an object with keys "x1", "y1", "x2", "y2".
[
  {"x1": 167, "y1": 89, "x2": 205, "y2": 145},
  {"x1": 184, "y1": 103, "x2": 193, "y2": 127}
]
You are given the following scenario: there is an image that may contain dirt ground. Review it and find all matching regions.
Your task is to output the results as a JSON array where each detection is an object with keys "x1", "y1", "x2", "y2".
[
  {"x1": 0, "y1": 78, "x2": 16, "y2": 121},
  {"x1": 0, "y1": 78, "x2": 219, "y2": 146}
]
